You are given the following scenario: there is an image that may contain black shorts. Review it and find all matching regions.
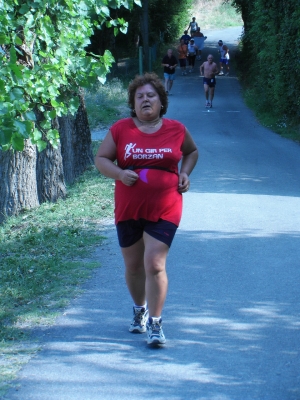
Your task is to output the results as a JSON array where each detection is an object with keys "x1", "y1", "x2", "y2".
[
  {"x1": 116, "y1": 219, "x2": 178, "y2": 248},
  {"x1": 203, "y1": 77, "x2": 216, "y2": 87}
]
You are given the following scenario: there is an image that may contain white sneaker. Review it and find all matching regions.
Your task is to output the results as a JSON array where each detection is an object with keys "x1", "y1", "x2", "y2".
[
  {"x1": 146, "y1": 317, "x2": 166, "y2": 345},
  {"x1": 129, "y1": 306, "x2": 149, "y2": 333},
  {"x1": 218, "y1": 71, "x2": 224, "y2": 76}
]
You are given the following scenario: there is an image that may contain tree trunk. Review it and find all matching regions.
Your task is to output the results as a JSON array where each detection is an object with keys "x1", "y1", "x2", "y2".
[
  {"x1": 36, "y1": 142, "x2": 66, "y2": 204},
  {"x1": 140, "y1": 0, "x2": 149, "y2": 71},
  {"x1": 59, "y1": 92, "x2": 94, "y2": 184},
  {"x1": 0, "y1": 141, "x2": 39, "y2": 223},
  {"x1": 0, "y1": 92, "x2": 92, "y2": 224}
]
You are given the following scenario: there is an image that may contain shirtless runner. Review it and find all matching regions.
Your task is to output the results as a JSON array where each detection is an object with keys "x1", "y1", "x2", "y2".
[{"x1": 199, "y1": 54, "x2": 219, "y2": 108}]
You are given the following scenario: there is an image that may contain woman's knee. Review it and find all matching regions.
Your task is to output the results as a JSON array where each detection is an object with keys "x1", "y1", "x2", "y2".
[
  {"x1": 144, "y1": 248, "x2": 168, "y2": 275},
  {"x1": 121, "y1": 240, "x2": 144, "y2": 273}
]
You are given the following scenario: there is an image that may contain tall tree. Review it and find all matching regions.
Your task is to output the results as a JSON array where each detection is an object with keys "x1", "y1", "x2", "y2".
[
  {"x1": 0, "y1": 0, "x2": 140, "y2": 222},
  {"x1": 140, "y1": 0, "x2": 149, "y2": 70}
]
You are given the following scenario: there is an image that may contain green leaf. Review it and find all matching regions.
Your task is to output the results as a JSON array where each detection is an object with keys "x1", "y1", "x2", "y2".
[
  {"x1": 19, "y1": 4, "x2": 30, "y2": 14},
  {"x1": 97, "y1": 75, "x2": 107, "y2": 84},
  {"x1": 9, "y1": 46, "x2": 17, "y2": 63},
  {"x1": 0, "y1": 102, "x2": 11, "y2": 116},
  {"x1": 49, "y1": 110, "x2": 56, "y2": 119},
  {"x1": 9, "y1": 64, "x2": 24, "y2": 79},
  {"x1": 24, "y1": 111, "x2": 36, "y2": 121},
  {"x1": 67, "y1": 98, "x2": 80, "y2": 114},
  {"x1": 38, "y1": 50, "x2": 49, "y2": 57},
  {"x1": 48, "y1": 85, "x2": 59, "y2": 96},
  {"x1": 46, "y1": 129, "x2": 60, "y2": 148},
  {"x1": 0, "y1": 129, "x2": 12, "y2": 146},
  {"x1": 50, "y1": 99, "x2": 60, "y2": 107},
  {"x1": 9, "y1": 88, "x2": 24, "y2": 101},
  {"x1": 47, "y1": 129, "x2": 59, "y2": 140},
  {"x1": 36, "y1": 139, "x2": 47, "y2": 152},
  {"x1": 13, "y1": 120, "x2": 31, "y2": 138},
  {"x1": 120, "y1": 25, "x2": 128, "y2": 34},
  {"x1": 32, "y1": 129, "x2": 42, "y2": 141},
  {"x1": 12, "y1": 135, "x2": 25, "y2": 151},
  {"x1": 15, "y1": 36, "x2": 23, "y2": 45},
  {"x1": 100, "y1": 6, "x2": 110, "y2": 16},
  {"x1": 0, "y1": 34, "x2": 9, "y2": 44}
]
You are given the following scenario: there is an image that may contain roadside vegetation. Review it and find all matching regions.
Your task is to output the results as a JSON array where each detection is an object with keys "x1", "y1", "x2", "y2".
[
  {"x1": 84, "y1": 78, "x2": 129, "y2": 131},
  {"x1": 232, "y1": 0, "x2": 300, "y2": 143}
]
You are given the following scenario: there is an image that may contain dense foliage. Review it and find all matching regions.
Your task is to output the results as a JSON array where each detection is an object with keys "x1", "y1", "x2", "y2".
[
  {"x1": 87, "y1": 0, "x2": 193, "y2": 59},
  {"x1": 230, "y1": 0, "x2": 300, "y2": 127},
  {"x1": 0, "y1": 0, "x2": 140, "y2": 151}
]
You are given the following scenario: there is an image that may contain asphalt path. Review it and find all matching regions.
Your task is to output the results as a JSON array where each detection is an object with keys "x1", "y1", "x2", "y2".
[{"x1": 5, "y1": 27, "x2": 300, "y2": 400}]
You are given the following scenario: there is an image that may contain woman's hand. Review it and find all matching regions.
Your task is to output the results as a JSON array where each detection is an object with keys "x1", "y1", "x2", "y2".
[
  {"x1": 178, "y1": 172, "x2": 190, "y2": 193},
  {"x1": 118, "y1": 170, "x2": 139, "y2": 186}
]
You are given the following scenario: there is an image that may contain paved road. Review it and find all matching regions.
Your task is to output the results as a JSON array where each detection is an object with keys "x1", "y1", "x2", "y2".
[{"x1": 5, "y1": 27, "x2": 300, "y2": 400}]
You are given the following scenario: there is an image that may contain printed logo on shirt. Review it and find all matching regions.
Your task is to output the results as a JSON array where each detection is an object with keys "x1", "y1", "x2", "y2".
[
  {"x1": 124, "y1": 143, "x2": 172, "y2": 160},
  {"x1": 124, "y1": 143, "x2": 136, "y2": 159}
]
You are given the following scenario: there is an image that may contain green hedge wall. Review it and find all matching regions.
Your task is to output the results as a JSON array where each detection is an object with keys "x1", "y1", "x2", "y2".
[{"x1": 233, "y1": 0, "x2": 300, "y2": 125}]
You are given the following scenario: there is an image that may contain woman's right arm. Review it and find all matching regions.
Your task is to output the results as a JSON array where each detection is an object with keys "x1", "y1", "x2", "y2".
[{"x1": 94, "y1": 131, "x2": 139, "y2": 186}]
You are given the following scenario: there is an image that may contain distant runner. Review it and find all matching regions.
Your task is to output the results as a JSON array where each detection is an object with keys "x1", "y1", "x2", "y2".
[{"x1": 199, "y1": 54, "x2": 219, "y2": 108}]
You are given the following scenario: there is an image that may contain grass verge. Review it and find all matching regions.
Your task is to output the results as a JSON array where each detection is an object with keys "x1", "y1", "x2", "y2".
[
  {"x1": 0, "y1": 141, "x2": 115, "y2": 395},
  {"x1": 84, "y1": 77, "x2": 129, "y2": 131},
  {"x1": 242, "y1": 88, "x2": 300, "y2": 143}
]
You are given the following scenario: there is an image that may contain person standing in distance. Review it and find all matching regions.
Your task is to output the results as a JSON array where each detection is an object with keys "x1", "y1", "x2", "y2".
[
  {"x1": 161, "y1": 48, "x2": 178, "y2": 95},
  {"x1": 200, "y1": 54, "x2": 219, "y2": 108},
  {"x1": 177, "y1": 38, "x2": 188, "y2": 76},
  {"x1": 180, "y1": 30, "x2": 191, "y2": 46},
  {"x1": 188, "y1": 17, "x2": 198, "y2": 36},
  {"x1": 192, "y1": 27, "x2": 207, "y2": 60},
  {"x1": 217, "y1": 40, "x2": 230, "y2": 76},
  {"x1": 187, "y1": 38, "x2": 198, "y2": 73},
  {"x1": 95, "y1": 73, "x2": 198, "y2": 346}
]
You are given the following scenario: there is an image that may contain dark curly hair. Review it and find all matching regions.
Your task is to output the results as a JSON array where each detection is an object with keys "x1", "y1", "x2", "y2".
[{"x1": 128, "y1": 72, "x2": 168, "y2": 117}]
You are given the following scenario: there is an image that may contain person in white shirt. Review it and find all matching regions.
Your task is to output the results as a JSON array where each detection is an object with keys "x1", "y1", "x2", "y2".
[
  {"x1": 217, "y1": 40, "x2": 230, "y2": 76},
  {"x1": 187, "y1": 39, "x2": 198, "y2": 72},
  {"x1": 188, "y1": 17, "x2": 198, "y2": 35}
]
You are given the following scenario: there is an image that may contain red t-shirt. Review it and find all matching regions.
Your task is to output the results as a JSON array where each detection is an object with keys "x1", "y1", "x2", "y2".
[{"x1": 110, "y1": 118, "x2": 185, "y2": 226}]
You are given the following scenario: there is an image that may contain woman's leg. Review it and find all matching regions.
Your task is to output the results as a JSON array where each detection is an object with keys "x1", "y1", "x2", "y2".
[
  {"x1": 121, "y1": 238, "x2": 146, "y2": 306},
  {"x1": 143, "y1": 232, "x2": 169, "y2": 317},
  {"x1": 121, "y1": 231, "x2": 170, "y2": 316}
]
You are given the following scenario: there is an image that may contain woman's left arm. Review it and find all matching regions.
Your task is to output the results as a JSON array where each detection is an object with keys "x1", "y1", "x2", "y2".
[{"x1": 178, "y1": 128, "x2": 199, "y2": 193}]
